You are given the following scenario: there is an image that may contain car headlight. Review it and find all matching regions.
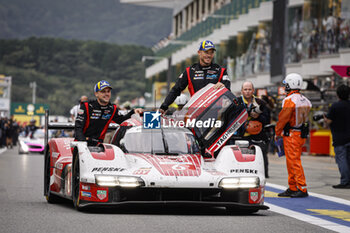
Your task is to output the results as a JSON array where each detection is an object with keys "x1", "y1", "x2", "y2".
[
  {"x1": 20, "y1": 141, "x2": 29, "y2": 152},
  {"x1": 219, "y1": 177, "x2": 260, "y2": 189},
  {"x1": 95, "y1": 175, "x2": 145, "y2": 187}
]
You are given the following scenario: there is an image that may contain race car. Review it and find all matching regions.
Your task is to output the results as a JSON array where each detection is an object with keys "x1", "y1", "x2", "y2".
[
  {"x1": 44, "y1": 85, "x2": 268, "y2": 213},
  {"x1": 18, "y1": 129, "x2": 51, "y2": 154}
]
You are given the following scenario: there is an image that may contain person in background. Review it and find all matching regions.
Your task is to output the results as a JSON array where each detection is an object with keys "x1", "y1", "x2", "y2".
[
  {"x1": 70, "y1": 95, "x2": 88, "y2": 122},
  {"x1": 25, "y1": 119, "x2": 38, "y2": 138},
  {"x1": 275, "y1": 73, "x2": 311, "y2": 198},
  {"x1": 324, "y1": 84, "x2": 350, "y2": 189},
  {"x1": 238, "y1": 81, "x2": 270, "y2": 178},
  {"x1": 160, "y1": 40, "x2": 230, "y2": 113},
  {"x1": 172, "y1": 93, "x2": 188, "y2": 119}
]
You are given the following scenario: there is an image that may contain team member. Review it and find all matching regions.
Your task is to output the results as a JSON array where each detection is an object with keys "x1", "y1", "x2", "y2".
[
  {"x1": 160, "y1": 40, "x2": 230, "y2": 112},
  {"x1": 275, "y1": 73, "x2": 311, "y2": 198},
  {"x1": 238, "y1": 81, "x2": 270, "y2": 178},
  {"x1": 75, "y1": 80, "x2": 143, "y2": 146},
  {"x1": 25, "y1": 119, "x2": 38, "y2": 138},
  {"x1": 70, "y1": 95, "x2": 88, "y2": 122},
  {"x1": 324, "y1": 84, "x2": 350, "y2": 189}
]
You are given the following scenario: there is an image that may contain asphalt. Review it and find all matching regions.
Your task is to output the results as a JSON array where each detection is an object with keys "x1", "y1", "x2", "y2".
[{"x1": 266, "y1": 152, "x2": 350, "y2": 201}]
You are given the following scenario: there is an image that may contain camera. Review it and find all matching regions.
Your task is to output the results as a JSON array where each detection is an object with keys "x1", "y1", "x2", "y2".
[{"x1": 313, "y1": 114, "x2": 324, "y2": 121}]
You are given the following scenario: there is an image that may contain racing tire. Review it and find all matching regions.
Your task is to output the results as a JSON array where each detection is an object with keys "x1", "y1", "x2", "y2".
[
  {"x1": 226, "y1": 207, "x2": 259, "y2": 215},
  {"x1": 72, "y1": 148, "x2": 82, "y2": 211},
  {"x1": 44, "y1": 146, "x2": 60, "y2": 203}
]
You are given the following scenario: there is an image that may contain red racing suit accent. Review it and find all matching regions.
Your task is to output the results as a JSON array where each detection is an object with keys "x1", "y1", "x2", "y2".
[
  {"x1": 160, "y1": 63, "x2": 230, "y2": 110},
  {"x1": 276, "y1": 90, "x2": 312, "y2": 193}
]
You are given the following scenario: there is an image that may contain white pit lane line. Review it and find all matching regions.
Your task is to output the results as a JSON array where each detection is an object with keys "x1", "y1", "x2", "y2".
[
  {"x1": 266, "y1": 183, "x2": 350, "y2": 233},
  {"x1": 0, "y1": 148, "x2": 7, "y2": 155}
]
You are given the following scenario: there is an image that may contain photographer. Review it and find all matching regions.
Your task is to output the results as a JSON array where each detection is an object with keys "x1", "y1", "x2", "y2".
[
  {"x1": 237, "y1": 81, "x2": 270, "y2": 178},
  {"x1": 324, "y1": 84, "x2": 350, "y2": 189}
]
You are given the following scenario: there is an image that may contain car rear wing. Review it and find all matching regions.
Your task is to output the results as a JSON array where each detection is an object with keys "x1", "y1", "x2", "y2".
[{"x1": 44, "y1": 110, "x2": 119, "y2": 147}]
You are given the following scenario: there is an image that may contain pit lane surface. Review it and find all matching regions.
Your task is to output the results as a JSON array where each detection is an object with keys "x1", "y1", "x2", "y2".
[{"x1": 0, "y1": 147, "x2": 348, "y2": 233}]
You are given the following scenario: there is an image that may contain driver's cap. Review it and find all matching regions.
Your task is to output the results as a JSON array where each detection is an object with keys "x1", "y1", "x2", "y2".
[
  {"x1": 94, "y1": 80, "x2": 112, "y2": 92},
  {"x1": 199, "y1": 40, "x2": 216, "y2": 51}
]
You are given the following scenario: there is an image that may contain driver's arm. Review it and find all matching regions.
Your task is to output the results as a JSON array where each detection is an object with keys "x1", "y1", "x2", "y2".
[
  {"x1": 221, "y1": 69, "x2": 231, "y2": 91},
  {"x1": 160, "y1": 71, "x2": 188, "y2": 111},
  {"x1": 74, "y1": 104, "x2": 88, "y2": 141},
  {"x1": 112, "y1": 109, "x2": 135, "y2": 124}
]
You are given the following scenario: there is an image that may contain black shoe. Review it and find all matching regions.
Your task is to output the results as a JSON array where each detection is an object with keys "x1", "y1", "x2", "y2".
[
  {"x1": 290, "y1": 190, "x2": 308, "y2": 198},
  {"x1": 332, "y1": 184, "x2": 350, "y2": 189},
  {"x1": 278, "y1": 188, "x2": 296, "y2": 197}
]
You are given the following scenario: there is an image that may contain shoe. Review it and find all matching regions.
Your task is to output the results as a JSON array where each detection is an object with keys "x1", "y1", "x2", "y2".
[
  {"x1": 278, "y1": 188, "x2": 297, "y2": 197},
  {"x1": 332, "y1": 184, "x2": 350, "y2": 189},
  {"x1": 290, "y1": 190, "x2": 308, "y2": 198}
]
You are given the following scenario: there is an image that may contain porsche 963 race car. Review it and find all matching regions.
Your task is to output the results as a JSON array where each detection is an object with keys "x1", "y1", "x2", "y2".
[{"x1": 44, "y1": 84, "x2": 269, "y2": 213}]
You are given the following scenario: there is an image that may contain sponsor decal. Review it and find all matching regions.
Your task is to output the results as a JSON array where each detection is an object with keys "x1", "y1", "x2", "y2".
[
  {"x1": 206, "y1": 74, "x2": 217, "y2": 79},
  {"x1": 91, "y1": 167, "x2": 126, "y2": 172},
  {"x1": 194, "y1": 75, "x2": 204, "y2": 80},
  {"x1": 78, "y1": 109, "x2": 84, "y2": 115},
  {"x1": 143, "y1": 111, "x2": 161, "y2": 129},
  {"x1": 52, "y1": 152, "x2": 60, "y2": 158},
  {"x1": 179, "y1": 73, "x2": 183, "y2": 79},
  {"x1": 230, "y1": 169, "x2": 258, "y2": 174},
  {"x1": 93, "y1": 109, "x2": 101, "y2": 112},
  {"x1": 133, "y1": 168, "x2": 151, "y2": 175},
  {"x1": 55, "y1": 163, "x2": 63, "y2": 170},
  {"x1": 101, "y1": 114, "x2": 111, "y2": 120},
  {"x1": 97, "y1": 190, "x2": 107, "y2": 200},
  {"x1": 81, "y1": 191, "x2": 91, "y2": 198},
  {"x1": 207, "y1": 70, "x2": 216, "y2": 74},
  {"x1": 250, "y1": 191, "x2": 259, "y2": 202},
  {"x1": 222, "y1": 75, "x2": 230, "y2": 81},
  {"x1": 82, "y1": 185, "x2": 90, "y2": 190},
  {"x1": 91, "y1": 116, "x2": 99, "y2": 119},
  {"x1": 195, "y1": 70, "x2": 204, "y2": 74},
  {"x1": 215, "y1": 122, "x2": 240, "y2": 147}
]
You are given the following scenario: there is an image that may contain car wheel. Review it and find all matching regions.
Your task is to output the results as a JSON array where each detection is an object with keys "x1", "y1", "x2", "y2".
[
  {"x1": 72, "y1": 149, "x2": 82, "y2": 211},
  {"x1": 44, "y1": 146, "x2": 60, "y2": 203}
]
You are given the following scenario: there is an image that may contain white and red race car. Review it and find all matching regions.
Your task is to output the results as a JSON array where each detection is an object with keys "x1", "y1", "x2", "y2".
[{"x1": 44, "y1": 84, "x2": 268, "y2": 213}]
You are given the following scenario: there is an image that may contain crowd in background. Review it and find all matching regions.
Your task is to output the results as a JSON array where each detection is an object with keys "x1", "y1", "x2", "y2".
[{"x1": 0, "y1": 116, "x2": 20, "y2": 149}]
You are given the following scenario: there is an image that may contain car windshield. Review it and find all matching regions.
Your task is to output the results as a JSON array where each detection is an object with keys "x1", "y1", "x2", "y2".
[
  {"x1": 122, "y1": 128, "x2": 200, "y2": 154},
  {"x1": 195, "y1": 94, "x2": 233, "y2": 139}
]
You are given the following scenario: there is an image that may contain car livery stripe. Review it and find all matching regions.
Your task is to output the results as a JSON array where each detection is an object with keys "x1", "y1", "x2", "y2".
[
  {"x1": 133, "y1": 154, "x2": 201, "y2": 176},
  {"x1": 231, "y1": 147, "x2": 256, "y2": 162}
]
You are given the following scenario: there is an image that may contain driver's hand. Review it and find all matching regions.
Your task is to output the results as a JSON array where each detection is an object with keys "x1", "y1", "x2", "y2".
[
  {"x1": 213, "y1": 82, "x2": 225, "y2": 89},
  {"x1": 134, "y1": 108, "x2": 144, "y2": 115}
]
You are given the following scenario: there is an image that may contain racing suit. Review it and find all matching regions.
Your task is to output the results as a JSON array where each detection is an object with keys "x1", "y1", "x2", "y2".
[
  {"x1": 275, "y1": 90, "x2": 312, "y2": 193},
  {"x1": 75, "y1": 100, "x2": 135, "y2": 145},
  {"x1": 160, "y1": 63, "x2": 230, "y2": 111}
]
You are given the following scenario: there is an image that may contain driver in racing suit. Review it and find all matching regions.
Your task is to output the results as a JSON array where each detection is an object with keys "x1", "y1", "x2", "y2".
[
  {"x1": 75, "y1": 80, "x2": 143, "y2": 146},
  {"x1": 275, "y1": 73, "x2": 312, "y2": 198},
  {"x1": 160, "y1": 40, "x2": 230, "y2": 112}
]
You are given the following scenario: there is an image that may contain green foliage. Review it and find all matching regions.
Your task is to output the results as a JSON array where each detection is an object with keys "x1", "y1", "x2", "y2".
[
  {"x1": 0, "y1": 37, "x2": 153, "y2": 115},
  {"x1": 0, "y1": 0, "x2": 172, "y2": 47}
]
